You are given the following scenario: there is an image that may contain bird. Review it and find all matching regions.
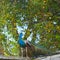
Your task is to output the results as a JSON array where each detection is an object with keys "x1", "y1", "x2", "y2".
[
  {"x1": 18, "y1": 32, "x2": 52, "y2": 57},
  {"x1": 18, "y1": 32, "x2": 32, "y2": 57}
]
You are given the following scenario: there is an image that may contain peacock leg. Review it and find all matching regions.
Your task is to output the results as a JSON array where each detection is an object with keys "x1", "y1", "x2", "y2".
[
  {"x1": 26, "y1": 47, "x2": 28, "y2": 57},
  {"x1": 21, "y1": 48, "x2": 23, "y2": 57}
]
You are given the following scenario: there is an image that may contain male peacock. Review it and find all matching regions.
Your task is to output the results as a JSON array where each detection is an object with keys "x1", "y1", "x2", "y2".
[
  {"x1": 18, "y1": 32, "x2": 52, "y2": 57},
  {"x1": 18, "y1": 32, "x2": 31, "y2": 57}
]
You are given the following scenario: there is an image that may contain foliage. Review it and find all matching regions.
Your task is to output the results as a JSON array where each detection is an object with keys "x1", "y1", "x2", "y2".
[{"x1": 0, "y1": 0, "x2": 60, "y2": 56}]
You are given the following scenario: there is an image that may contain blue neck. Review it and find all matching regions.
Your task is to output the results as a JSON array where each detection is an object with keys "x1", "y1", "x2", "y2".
[{"x1": 19, "y1": 33, "x2": 23, "y2": 39}]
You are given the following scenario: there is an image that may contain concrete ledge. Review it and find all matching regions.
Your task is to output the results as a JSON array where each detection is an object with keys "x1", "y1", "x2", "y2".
[
  {"x1": 0, "y1": 56, "x2": 31, "y2": 60},
  {"x1": 0, "y1": 54, "x2": 60, "y2": 60}
]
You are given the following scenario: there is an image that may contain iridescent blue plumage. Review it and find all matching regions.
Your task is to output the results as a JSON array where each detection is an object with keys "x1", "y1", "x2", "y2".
[{"x1": 18, "y1": 33, "x2": 26, "y2": 48}]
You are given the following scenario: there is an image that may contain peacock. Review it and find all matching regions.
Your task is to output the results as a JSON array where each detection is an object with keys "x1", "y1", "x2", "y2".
[
  {"x1": 18, "y1": 32, "x2": 32, "y2": 57},
  {"x1": 18, "y1": 32, "x2": 52, "y2": 57}
]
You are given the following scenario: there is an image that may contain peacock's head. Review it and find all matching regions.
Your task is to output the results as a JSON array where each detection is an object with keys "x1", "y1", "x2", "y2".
[{"x1": 19, "y1": 32, "x2": 23, "y2": 38}]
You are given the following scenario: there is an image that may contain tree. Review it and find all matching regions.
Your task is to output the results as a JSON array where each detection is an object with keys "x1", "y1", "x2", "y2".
[{"x1": 0, "y1": 0, "x2": 60, "y2": 56}]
